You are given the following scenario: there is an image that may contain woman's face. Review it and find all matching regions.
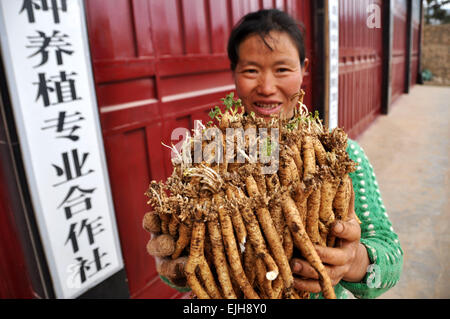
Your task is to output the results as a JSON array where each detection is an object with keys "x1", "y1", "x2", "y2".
[{"x1": 233, "y1": 31, "x2": 308, "y2": 120}]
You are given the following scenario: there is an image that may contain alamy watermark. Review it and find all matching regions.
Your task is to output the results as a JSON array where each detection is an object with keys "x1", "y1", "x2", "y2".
[
  {"x1": 366, "y1": 3, "x2": 382, "y2": 29},
  {"x1": 66, "y1": 263, "x2": 82, "y2": 289},
  {"x1": 366, "y1": 264, "x2": 381, "y2": 288},
  {"x1": 168, "y1": 121, "x2": 280, "y2": 175}
]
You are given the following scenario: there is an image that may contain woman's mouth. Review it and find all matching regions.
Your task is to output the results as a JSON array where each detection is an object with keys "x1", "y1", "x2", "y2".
[{"x1": 252, "y1": 102, "x2": 283, "y2": 116}]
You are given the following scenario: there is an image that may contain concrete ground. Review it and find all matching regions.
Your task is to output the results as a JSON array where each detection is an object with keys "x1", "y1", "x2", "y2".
[{"x1": 353, "y1": 84, "x2": 450, "y2": 299}]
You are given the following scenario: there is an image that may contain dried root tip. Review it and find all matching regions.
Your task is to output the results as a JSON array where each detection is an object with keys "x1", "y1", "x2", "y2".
[
  {"x1": 293, "y1": 290, "x2": 310, "y2": 299},
  {"x1": 302, "y1": 135, "x2": 316, "y2": 181},
  {"x1": 255, "y1": 258, "x2": 272, "y2": 299},
  {"x1": 306, "y1": 188, "x2": 321, "y2": 245},
  {"x1": 142, "y1": 212, "x2": 161, "y2": 234},
  {"x1": 281, "y1": 193, "x2": 336, "y2": 299},
  {"x1": 172, "y1": 223, "x2": 191, "y2": 259},
  {"x1": 266, "y1": 270, "x2": 279, "y2": 281},
  {"x1": 328, "y1": 174, "x2": 352, "y2": 247},
  {"x1": 313, "y1": 138, "x2": 328, "y2": 167},
  {"x1": 278, "y1": 149, "x2": 292, "y2": 187},
  {"x1": 318, "y1": 220, "x2": 328, "y2": 247},
  {"x1": 157, "y1": 256, "x2": 188, "y2": 287},
  {"x1": 225, "y1": 186, "x2": 248, "y2": 250},
  {"x1": 244, "y1": 175, "x2": 294, "y2": 291},
  {"x1": 146, "y1": 234, "x2": 176, "y2": 257},
  {"x1": 317, "y1": 178, "x2": 339, "y2": 245},
  {"x1": 239, "y1": 238, "x2": 246, "y2": 253},
  {"x1": 145, "y1": 181, "x2": 167, "y2": 208},
  {"x1": 290, "y1": 290, "x2": 301, "y2": 299},
  {"x1": 160, "y1": 213, "x2": 171, "y2": 234},
  {"x1": 283, "y1": 226, "x2": 294, "y2": 260},
  {"x1": 169, "y1": 214, "x2": 179, "y2": 237},
  {"x1": 243, "y1": 241, "x2": 256, "y2": 286},
  {"x1": 207, "y1": 218, "x2": 237, "y2": 299},
  {"x1": 219, "y1": 112, "x2": 232, "y2": 131},
  {"x1": 288, "y1": 142, "x2": 303, "y2": 180},
  {"x1": 215, "y1": 194, "x2": 259, "y2": 299},
  {"x1": 333, "y1": 174, "x2": 353, "y2": 220},
  {"x1": 234, "y1": 187, "x2": 279, "y2": 281},
  {"x1": 186, "y1": 220, "x2": 223, "y2": 299},
  {"x1": 272, "y1": 276, "x2": 284, "y2": 299}
]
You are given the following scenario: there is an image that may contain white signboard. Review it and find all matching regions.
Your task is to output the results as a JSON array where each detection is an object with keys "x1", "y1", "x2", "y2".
[
  {"x1": 0, "y1": 0, "x2": 124, "y2": 298},
  {"x1": 328, "y1": 0, "x2": 339, "y2": 129}
]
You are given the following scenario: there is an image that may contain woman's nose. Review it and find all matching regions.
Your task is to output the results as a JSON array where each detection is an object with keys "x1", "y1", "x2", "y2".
[{"x1": 257, "y1": 72, "x2": 277, "y2": 96}]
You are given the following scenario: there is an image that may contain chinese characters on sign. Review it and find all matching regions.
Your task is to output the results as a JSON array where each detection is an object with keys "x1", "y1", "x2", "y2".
[{"x1": 0, "y1": 0, "x2": 123, "y2": 298}]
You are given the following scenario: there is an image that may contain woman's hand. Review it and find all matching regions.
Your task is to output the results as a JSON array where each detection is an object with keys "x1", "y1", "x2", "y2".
[{"x1": 290, "y1": 188, "x2": 370, "y2": 293}]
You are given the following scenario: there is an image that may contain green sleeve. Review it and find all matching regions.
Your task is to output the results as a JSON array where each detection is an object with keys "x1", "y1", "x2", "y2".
[
  {"x1": 340, "y1": 139, "x2": 404, "y2": 299},
  {"x1": 159, "y1": 275, "x2": 192, "y2": 293}
]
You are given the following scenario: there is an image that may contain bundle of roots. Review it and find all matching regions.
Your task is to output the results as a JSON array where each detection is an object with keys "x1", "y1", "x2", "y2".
[{"x1": 143, "y1": 91, "x2": 357, "y2": 299}]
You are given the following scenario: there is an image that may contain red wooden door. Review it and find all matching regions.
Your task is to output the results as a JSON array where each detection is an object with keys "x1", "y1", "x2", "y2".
[
  {"x1": 338, "y1": 0, "x2": 383, "y2": 139},
  {"x1": 85, "y1": 0, "x2": 314, "y2": 298},
  {"x1": 391, "y1": 0, "x2": 408, "y2": 104}
]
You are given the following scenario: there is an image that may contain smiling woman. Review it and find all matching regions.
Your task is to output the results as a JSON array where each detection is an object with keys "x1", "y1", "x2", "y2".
[
  {"x1": 233, "y1": 31, "x2": 308, "y2": 119},
  {"x1": 144, "y1": 8, "x2": 403, "y2": 300},
  {"x1": 228, "y1": 10, "x2": 309, "y2": 120}
]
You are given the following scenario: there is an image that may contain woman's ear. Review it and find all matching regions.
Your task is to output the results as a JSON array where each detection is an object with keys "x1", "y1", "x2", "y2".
[{"x1": 302, "y1": 58, "x2": 310, "y2": 74}]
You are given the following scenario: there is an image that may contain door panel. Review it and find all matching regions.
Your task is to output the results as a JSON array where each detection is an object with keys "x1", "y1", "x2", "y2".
[
  {"x1": 391, "y1": 0, "x2": 407, "y2": 104},
  {"x1": 338, "y1": 0, "x2": 383, "y2": 139}
]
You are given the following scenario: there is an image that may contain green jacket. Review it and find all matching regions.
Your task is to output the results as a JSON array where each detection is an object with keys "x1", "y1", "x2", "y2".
[
  {"x1": 310, "y1": 139, "x2": 404, "y2": 299},
  {"x1": 161, "y1": 139, "x2": 404, "y2": 299}
]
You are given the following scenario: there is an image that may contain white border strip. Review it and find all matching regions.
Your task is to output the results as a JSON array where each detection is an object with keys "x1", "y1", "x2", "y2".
[
  {"x1": 100, "y1": 98, "x2": 158, "y2": 113},
  {"x1": 327, "y1": 0, "x2": 339, "y2": 130},
  {"x1": 161, "y1": 84, "x2": 236, "y2": 103}
]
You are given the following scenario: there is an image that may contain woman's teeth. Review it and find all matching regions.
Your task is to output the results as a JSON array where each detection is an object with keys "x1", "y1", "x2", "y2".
[{"x1": 255, "y1": 103, "x2": 280, "y2": 109}]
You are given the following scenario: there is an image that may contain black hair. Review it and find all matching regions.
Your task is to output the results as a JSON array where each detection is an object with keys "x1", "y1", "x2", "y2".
[{"x1": 227, "y1": 9, "x2": 306, "y2": 71}]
